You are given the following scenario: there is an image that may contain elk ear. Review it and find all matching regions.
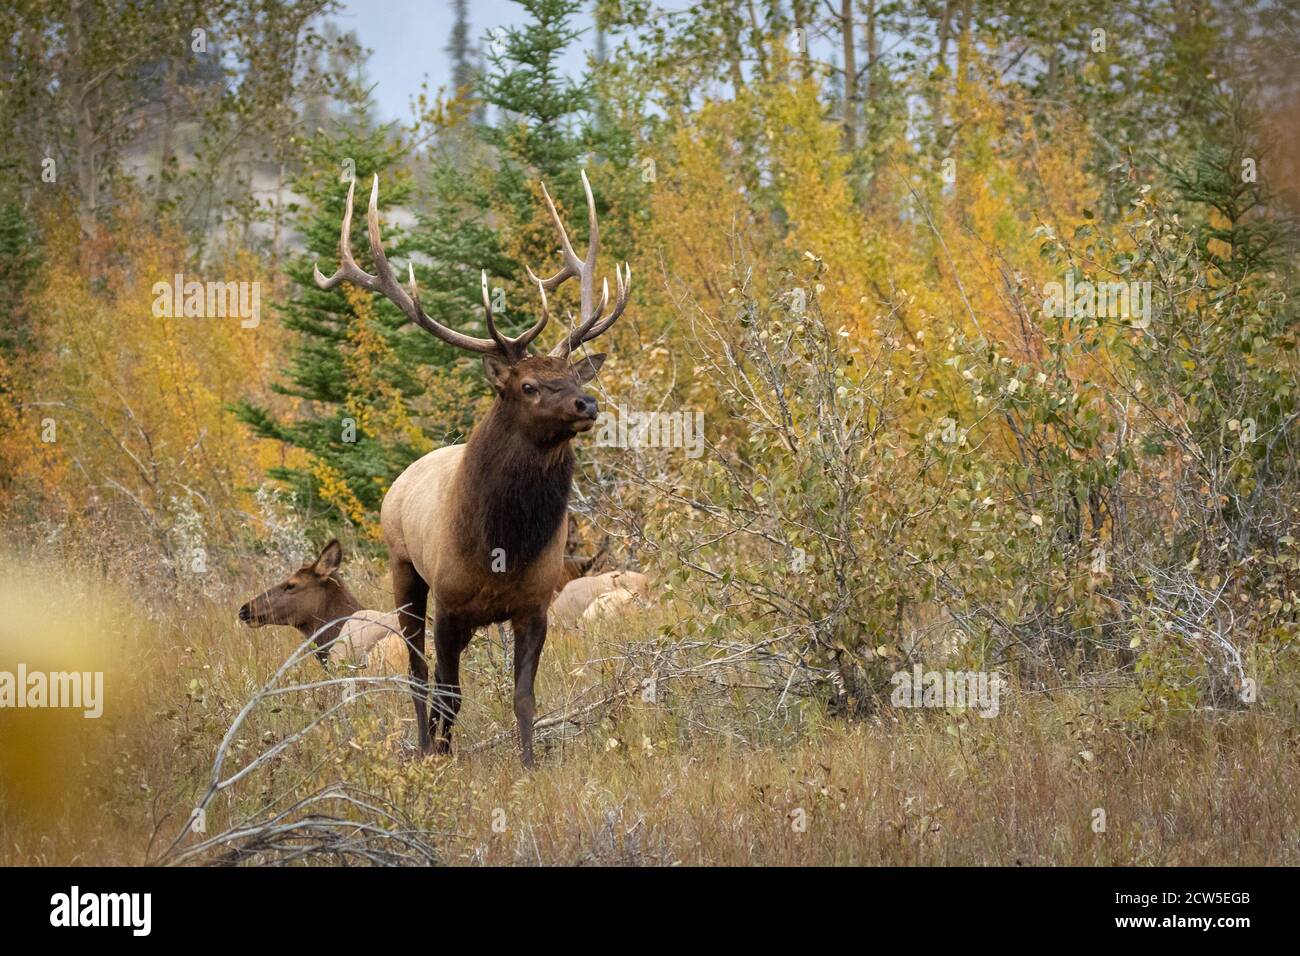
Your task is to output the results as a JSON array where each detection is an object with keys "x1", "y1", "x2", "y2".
[
  {"x1": 313, "y1": 539, "x2": 343, "y2": 578},
  {"x1": 563, "y1": 554, "x2": 594, "y2": 581},
  {"x1": 570, "y1": 353, "x2": 606, "y2": 385},
  {"x1": 482, "y1": 354, "x2": 512, "y2": 394}
]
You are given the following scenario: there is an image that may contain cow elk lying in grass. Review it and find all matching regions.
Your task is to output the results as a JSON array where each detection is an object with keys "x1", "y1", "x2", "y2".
[
  {"x1": 580, "y1": 584, "x2": 649, "y2": 625},
  {"x1": 551, "y1": 569, "x2": 651, "y2": 626},
  {"x1": 314, "y1": 169, "x2": 632, "y2": 766},
  {"x1": 238, "y1": 540, "x2": 407, "y2": 675}
]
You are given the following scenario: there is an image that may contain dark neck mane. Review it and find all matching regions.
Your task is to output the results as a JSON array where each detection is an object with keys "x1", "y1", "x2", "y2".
[{"x1": 455, "y1": 402, "x2": 574, "y2": 573}]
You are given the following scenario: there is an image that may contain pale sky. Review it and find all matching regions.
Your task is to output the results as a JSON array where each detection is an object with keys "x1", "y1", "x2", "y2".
[{"x1": 335, "y1": 0, "x2": 598, "y2": 123}]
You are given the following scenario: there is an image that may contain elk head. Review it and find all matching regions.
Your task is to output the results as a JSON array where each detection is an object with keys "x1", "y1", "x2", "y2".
[
  {"x1": 238, "y1": 539, "x2": 351, "y2": 631},
  {"x1": 312, "y1": 168, "x2": 631, "y2": 442}
]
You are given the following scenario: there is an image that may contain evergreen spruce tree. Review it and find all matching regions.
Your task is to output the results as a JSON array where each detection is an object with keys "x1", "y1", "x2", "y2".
[
  {"x1": 0, "y1": 199, "x2": 41, "y2": 355},
  {"x1": 478, "y1": 0, "x2": 593, "y2": 278},
  {"x1": 480, "y1": 0, "x2": 590, "y2": 180},
  {"x1": 447, "y1": 0, "x2": 477, "y2": 98}
]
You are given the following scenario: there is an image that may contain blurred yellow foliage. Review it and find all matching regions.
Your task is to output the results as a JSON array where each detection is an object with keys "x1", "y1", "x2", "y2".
[{"x1": 3, "y1": 199, "x2": 288, "y2": 537}]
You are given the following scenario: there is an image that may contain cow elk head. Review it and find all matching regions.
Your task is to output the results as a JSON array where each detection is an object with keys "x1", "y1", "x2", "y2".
[{"x1": 238, "y1": 540, "x2": 348, "y2": 632}]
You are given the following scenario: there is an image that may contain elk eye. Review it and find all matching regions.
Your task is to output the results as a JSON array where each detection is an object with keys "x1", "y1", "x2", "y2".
[
  {"x1": 284, "y1": 582, "x2": 295, "y2": 592},
  {"x1": 522, "y1": 383, "x2": 538, "y2": 396}
]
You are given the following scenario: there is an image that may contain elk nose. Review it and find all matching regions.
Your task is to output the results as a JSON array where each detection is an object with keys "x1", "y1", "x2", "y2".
[
  {"x1": 575, "y1": 395, "x2": 598, "y2": 418},
  {"x1": 238, "y1": 603, "x2": 251, "y2": 622}
]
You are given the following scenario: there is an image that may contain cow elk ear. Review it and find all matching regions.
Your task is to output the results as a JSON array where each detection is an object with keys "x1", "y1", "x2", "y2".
[
  {"x1": 313, "y1": 539, "x2": 343, "y2": 578},
  {"x1": 563, "y1": 554, "x2": 594, "y2": 581},
  {"x1": 483, "y1": 354, "x2": 512, "y2": 394},
  {"x1": 571, "y1": 353, "x2": 606, "y2": 385}
]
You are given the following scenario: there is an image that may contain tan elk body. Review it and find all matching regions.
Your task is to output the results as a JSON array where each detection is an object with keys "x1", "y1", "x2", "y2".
[
  {"x1": 381, "y1": 445, "x2": 567, "y2": 626},
  {"x1": 581, "y1": 585, "x2": 646, "y2": 625},
  {"x1": 329, "y1": 609, "x2": 407, "y2": 675}
]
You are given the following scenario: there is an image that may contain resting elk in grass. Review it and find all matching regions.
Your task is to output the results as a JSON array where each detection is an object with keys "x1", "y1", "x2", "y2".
[
  {"x1": 238, "y1": 539, "x2": 406, "y2": 673},
  {"x1": 314, "y1": 169, "x2": 631, "y2": 766},
  {"x1": 551, "y1": 569, "x2": 651, "y2": 626}
]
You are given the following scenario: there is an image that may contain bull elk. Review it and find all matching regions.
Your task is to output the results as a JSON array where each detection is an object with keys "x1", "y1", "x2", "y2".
[{"x1": 314, "y1": 169, "x2": 631, "y2": 766}]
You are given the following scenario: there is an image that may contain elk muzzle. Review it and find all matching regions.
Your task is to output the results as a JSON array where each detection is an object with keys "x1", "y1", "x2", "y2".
[
  {"x1": 571, "y1": 394, "x2": 599, "y2": 431},
  {"x1": 238, "y1": 594, "x2": 271, "y2": 627}
]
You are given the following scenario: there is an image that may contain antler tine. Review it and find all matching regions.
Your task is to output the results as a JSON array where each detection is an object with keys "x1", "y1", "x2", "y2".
[
  {"x1": 552, "y1": 261, "x2": 632, "y2": 356},
  {"x1": 580, "y1": 168, "x2": 599, "y2": 273},
  {"x1": 407, "y1": 261, "x2": 420, "y2": 306},
  {"x1": 362, "y1": 175, "x2": 409, "y2": 303},
  {"x1": 480, "y1": 270, "x2": 508, "y2": 352},
  {"x1": 515, "y1": 268, "x2": 551, "y2": 351},
  {"x1": 530, "y1": 270, "x2": 552, "y2": 327},
  {"x1": 538, "y1": 180, "x2": 584, "y2": 277},
  {"x1": 480, "y1": 270, "x2": 550, "y2": 359},
  {"x1": 532, "y1": 168, "x2": 631, "y2": 358},
  {"x1": 315, "y1": 175, "x2": 508, "y2": 357},
  {"x1": 566, "y1": 169, "x2": 599, "y2": 340},
  {"x1": 313, "y1": 176, "x2": 372, "y2": 292},
  {"x1": 550, "y1": 262, "x2": 632, "y2": 357},
  {"x1": 582, "y1": 261, "x2": 631, "y2": 340}
]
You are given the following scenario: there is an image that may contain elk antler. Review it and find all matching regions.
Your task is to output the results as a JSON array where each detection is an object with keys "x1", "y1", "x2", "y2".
[
  {"x1": 526, "y1": 168, "x2": 632, "y2": 358},
  {"x1": 314, "y1": 175, "x2": 547, "y2": 363}
]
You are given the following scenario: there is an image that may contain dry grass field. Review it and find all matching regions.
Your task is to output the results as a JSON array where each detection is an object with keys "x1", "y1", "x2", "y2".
[{"x1": 3, "y1": 543, "x2": 1296, "y2": 867}]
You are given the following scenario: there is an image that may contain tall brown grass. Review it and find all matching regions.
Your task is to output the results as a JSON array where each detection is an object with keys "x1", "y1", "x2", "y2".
[{"x1": 1, "y1": 543, "x2": 1296, "y2": 866}]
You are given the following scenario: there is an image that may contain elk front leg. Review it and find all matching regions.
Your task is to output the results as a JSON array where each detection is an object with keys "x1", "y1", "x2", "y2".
[
  {"x1": 510, "y1": 609, "x2": 549, "y2": 768},
  {"x1": 392, "y1": 559, "x2": 430, "y2": 753},
  {"x1": 431, "y1": 612, "x2": 473, "y2": 755}
]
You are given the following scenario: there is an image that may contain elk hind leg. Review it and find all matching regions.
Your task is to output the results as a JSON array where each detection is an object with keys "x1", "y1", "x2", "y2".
[{"x1": 392, "y1": 559, "x2": 430, "y2": 753}]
